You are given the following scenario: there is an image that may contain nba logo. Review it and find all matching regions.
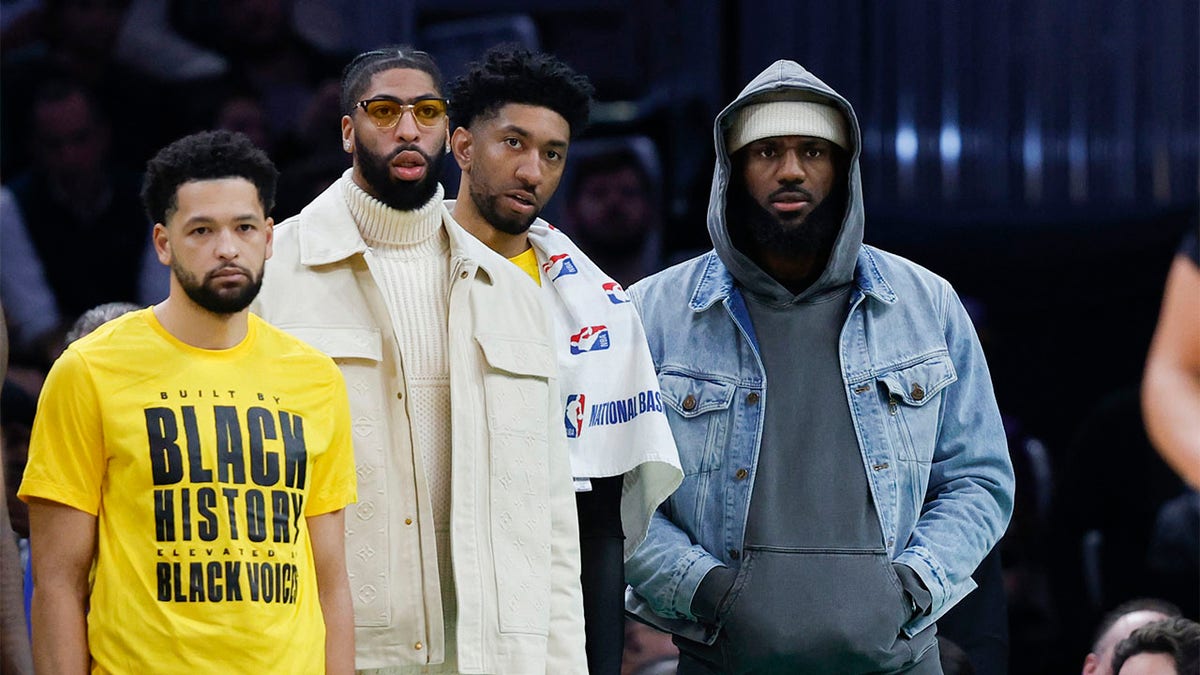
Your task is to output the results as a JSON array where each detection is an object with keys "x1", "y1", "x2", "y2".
[
  {"x1": 543, "y1": 253, "x2": 579, "y2": 280},
  {"x1": 603, "y1": 282, "x2": 630, "y2": 304},
  {"x1": 564, "y1": 394, "x2": 587, "y2": 438},
  {"x1": 569, "y1": 325, "x2": 611, "y2": 355}
]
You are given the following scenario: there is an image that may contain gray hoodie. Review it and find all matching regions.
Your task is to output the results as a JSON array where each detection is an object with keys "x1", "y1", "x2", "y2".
[{"x1": 683, "y1": 61, "x2": 939, "y2": 673}]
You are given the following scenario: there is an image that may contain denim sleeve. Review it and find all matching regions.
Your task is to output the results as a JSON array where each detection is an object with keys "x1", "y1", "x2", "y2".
[
  {"x1": 626, "y1": 509, "x2": 725, "y2": 625},
  {"x1": 894, "y1": 283, "x2": 1015, "y2": 633}
]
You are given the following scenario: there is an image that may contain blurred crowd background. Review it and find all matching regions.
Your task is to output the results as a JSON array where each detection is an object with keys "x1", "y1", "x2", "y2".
[{"x1": 1, "y1": 1, "x2": 1197, "y2": 673}]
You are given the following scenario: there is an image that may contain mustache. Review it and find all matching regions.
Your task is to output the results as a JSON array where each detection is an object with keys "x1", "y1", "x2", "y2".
[
  {"x1": 388, "y1": 144, "x2": 433, "y2": 163},
  {"x1": 769, "y1": 183, "x2": 814, "y2": 201},
  {"x1": 204, "y1": 263, "x2": 254, "y2": 281}
]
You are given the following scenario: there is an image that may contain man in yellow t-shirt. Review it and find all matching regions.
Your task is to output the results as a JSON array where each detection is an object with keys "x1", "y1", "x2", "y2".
[{"x1": 18, "y1": 130, "x2": 357, "y2": 674}]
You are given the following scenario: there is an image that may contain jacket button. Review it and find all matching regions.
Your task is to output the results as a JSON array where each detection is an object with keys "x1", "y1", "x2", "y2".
[
  {"x1": 746, "y1": 392, "x2": 760, "y2": 404},
  {"x1": 911, "y1": 383, "x2": 925, "y2": 401},
  {"x1": 735, "y1": 468, "x2": 748, "y2": 480},
  {"x1": 873, "y1": 462, "x2": 889, "y2": 471},
  {"x1": 460, "y1": 270, "x2": 469, "y2": 279},
  {"x1": 682, "y1": 394, "x2": 697, "y2": 411},
  {"x1": 414, "y1": 641, "x2": 423, "y2": 650},
  {"x1": 728, "y1": 549, "x2": 740, "y2": 560},
  {"x1": 404, "y1": 518, "x2": 413, "y2": 525},
  {"x1": 396, "y1": 391, "x2": 403, "y2": 400}
]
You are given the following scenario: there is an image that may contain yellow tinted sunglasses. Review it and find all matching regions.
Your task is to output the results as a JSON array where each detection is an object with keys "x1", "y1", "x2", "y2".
[{"x1": 355, "y1": 97, "x2": 449, "y2": 129}]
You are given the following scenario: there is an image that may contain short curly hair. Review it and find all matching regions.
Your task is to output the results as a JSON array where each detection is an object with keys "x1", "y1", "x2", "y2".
[
  {"x1": 448, "y1": 45, "x2": 593, "y2": 138},
  {"x1": 340, "y1": 45, "x2": 444, "y2": 114},
  {"x1": 141, "y1": 130, "x2": 278, "y2": 226}
]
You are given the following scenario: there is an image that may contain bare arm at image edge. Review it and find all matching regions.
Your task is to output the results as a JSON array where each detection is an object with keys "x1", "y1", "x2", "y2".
[
  {"x1": 309, "y1": 509, "x2": 355, "y2": 675},
  {"x1": 1143, "y1": 253, "x2": 1200, "y2": 488},
  {"x1": 28, "y1": 498, "x2": 97, "y2": 675}
]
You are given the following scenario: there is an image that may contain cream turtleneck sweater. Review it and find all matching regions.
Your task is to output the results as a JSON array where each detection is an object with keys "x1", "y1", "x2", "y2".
[{"x1": 342, "y1": 175, "x2": 459, "y2": 674}]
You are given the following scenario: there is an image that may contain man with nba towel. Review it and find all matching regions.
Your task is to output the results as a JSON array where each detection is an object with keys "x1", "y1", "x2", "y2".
[
  {"x1": 447, "y1": 46, "x2": 683, "y2": 674},
  {"x1": 19, "y1": 130, "x2": 357, "y2": 674}
]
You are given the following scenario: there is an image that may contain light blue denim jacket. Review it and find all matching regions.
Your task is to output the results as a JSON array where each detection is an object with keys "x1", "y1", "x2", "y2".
[
  {"x1": 624, "y1": 60, "x2": 1015, "y2": 645},
  {"x1": 626, "y1": 247, "x2": 1015, "y2": 642}
]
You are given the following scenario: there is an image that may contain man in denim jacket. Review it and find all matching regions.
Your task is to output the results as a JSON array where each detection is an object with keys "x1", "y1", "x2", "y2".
[{"x1": 625, "y1": 59, "x2": 1015, "y2": 673}]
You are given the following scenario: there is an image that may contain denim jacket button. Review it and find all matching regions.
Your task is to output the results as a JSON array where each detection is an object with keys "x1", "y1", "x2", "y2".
[
  {"x1": 911, "y1": 383, "x2": 925, "y2": 401},
  {"x1": 728, "y1": 549, "x2": 740, "y2": 560},
  {"x1": 682, "y1": 394, "x2": 697, "y2": 411},
  {"x1": 746, "y1": 392, "x2": 760, "y2": 404},
  {"x1": 735, "y1": 468, "x2": 748, "y2": 480}
]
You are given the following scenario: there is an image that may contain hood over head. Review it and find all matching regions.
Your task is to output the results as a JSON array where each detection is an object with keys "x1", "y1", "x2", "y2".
[{"x1": 708, "y1": 60, "x2": 865, "y2": 304}]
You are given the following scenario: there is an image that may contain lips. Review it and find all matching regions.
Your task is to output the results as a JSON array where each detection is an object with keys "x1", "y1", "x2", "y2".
[
  {"x1": 391, "y1": 149, "x2": 428, "y2": 181},
  {"x1": 770, "y1": 188, "x2": 813, "y2": 213},
  {"x1": 505, "y1": 190, "x2": 538, "y2": 212},
  {"x1": 208, "y1": 266, "x2": 250, "y2": 283}
]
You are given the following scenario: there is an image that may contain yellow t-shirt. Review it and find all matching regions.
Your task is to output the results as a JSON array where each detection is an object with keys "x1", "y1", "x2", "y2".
[
  {"x1": 508, "y1": 246, "x2": 542, "y2": 286},
  {"x1": 20, "y1": 309, "x2": 357, "y2": 675}
]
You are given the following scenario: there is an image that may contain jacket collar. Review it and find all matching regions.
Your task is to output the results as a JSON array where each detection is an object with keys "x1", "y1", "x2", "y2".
[
  {"x1": 294, "y1": 179, "x2": 499, "y2": 284},
  {"x1": 689, "y1": 245, "x2": 897, "y2": 312}
]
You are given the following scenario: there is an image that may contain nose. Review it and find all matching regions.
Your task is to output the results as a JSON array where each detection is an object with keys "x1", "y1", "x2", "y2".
[
  {"x1": 215, "y1": 228, "x2": 240, "y2": 260},
  {"x1": 393, "y1": 109, "x2": 421, "y2": 142},
  {"x1": 777, "y1": 149, "x2": 806, "y2": 183},
  {"x1": 513, "y1": 151, "x2": 543, "y2": 186}
]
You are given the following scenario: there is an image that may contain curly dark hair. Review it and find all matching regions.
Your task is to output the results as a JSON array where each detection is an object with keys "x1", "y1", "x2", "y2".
[
  {"x1": 448, "y1": 45, "x2": 593, "y2": 138},
  {"x1": 1111, "y1": 617, "x2": 1200, "y2": 674},
  {"x1": 340, "y1": 45, "x2": 444, "y2": 114},
  {"x1": 141, "y1": 130, "x2": 278, "y2": 226}
]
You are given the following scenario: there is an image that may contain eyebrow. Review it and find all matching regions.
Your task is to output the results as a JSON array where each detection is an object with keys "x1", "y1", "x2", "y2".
[
  {"x1": 501, "y1": 124, "x2": 568, "y2": 149},
  {"x1": 362, "y1": 94, "x2": 442, "y2": 104},
  {"x1": 182, "y1": 214, "x2": 261, "y2": 226}
]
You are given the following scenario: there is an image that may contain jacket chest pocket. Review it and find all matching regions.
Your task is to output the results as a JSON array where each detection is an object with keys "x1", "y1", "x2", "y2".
[
  {"x1": 476, "y1": 334, "x2": 555, "y2": 636},
  {"x1": 658, "y1": 372, "x2": 736, "y2": 475},
  {"x1": 876, "y1": 353, "x2": 957, "y2": 464}
]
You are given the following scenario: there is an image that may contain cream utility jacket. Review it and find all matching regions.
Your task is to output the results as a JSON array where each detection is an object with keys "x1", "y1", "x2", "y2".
[{"x1": 253, "y1": 181, "x2": 587, "y2": 674}]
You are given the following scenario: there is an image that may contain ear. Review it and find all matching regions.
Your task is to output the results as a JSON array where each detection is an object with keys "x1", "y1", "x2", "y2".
[
  {"x1": 1082, "y1": 653, "x2": 1098, "y2": 675},
  {"x1": 341, "y1": 115, "x2": 354, "y2": 154},
  {"x1": 153, "y1": 223, "x2": 172, "y2": 265},
  {"x1": 451, "y1": 126, "x2": 473, "y2": 172},
  {"x1": 264, "y1": 217, "x2": 275, "y2": 261}
]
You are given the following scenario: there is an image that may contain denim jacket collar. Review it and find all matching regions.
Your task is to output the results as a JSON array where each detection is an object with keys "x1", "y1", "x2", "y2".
[{"x1": 690, "y1": 246, "x2": 898, "y2": 312}]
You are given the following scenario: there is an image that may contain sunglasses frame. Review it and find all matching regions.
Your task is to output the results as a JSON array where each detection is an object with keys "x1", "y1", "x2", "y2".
[{"x1": 354, "y1": 97, "x2": 449, "y2": 129}]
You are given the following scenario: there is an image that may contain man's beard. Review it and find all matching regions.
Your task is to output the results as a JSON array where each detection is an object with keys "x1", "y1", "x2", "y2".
[
  {"x1": 356, "y1": 142, "x2": 446, "y2": 211},
  {"x1": 468, "y1": 183, "x2": 539, "y2": 236},
  {"x1": 173, "y1": 260, "x2": 264, "y2": 315},
  {"x1": 727, "y1": 180, "x2": 847, "y2": 259}
]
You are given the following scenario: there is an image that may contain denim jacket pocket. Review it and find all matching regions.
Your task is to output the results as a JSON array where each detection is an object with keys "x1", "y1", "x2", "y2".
[
  {"x1": 658, "y1": 372, "x2": 735, "y2": 475},
  {"x1": 877, "y1": 353, "x2": 957, "y2": 463},
  {"x1": 476, "y1": 334, "x2": 554, "y2": 636}
]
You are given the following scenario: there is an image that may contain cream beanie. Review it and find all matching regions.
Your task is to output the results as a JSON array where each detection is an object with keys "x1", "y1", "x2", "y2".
[{"x1": 726, "y1": 100, "x2": 849, "y2": 153}]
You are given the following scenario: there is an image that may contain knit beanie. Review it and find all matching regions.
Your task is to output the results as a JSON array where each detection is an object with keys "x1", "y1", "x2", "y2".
[{"x1": 726, "y1": 100, "x2": 849, "y2": 153}]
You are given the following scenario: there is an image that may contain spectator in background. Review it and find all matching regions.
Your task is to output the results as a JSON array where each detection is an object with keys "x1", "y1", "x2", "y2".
[
  {"x1": 0, "y1": 0, "x2": 177, "y2": 175},
  {"x1": 1110, "y1": 617, "x2": 1200, "y2": 675},
  {"x1": 1142, "y1": 223, "x2": 1200, "y2": 489},
  {"x1": 0, "y1": 309, "x2": 35, "y2": 675},
  {"x1": 4, "y1": 80, "x2": 149, "y2": 365},
  {"x1": 64, "y1": 302, "x2": 142, "y2": 344},
  {"x1": 565, "y1": 143, "x2": 665, "y2": 286},
  {"x1": 0, "y1": 186, "x2": 61, "y2": 365},
  {"x1": 1081, "y1": 598, "x2": 1181, "y2": 675},
  {"x1": 622, "y1": 620, "x2": 678, "y2": 675}
]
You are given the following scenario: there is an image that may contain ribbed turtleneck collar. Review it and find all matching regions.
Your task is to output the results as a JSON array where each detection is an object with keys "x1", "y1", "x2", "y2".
[{"x1": 340, "y1": 169, "x2": 445, "y2": 247}]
